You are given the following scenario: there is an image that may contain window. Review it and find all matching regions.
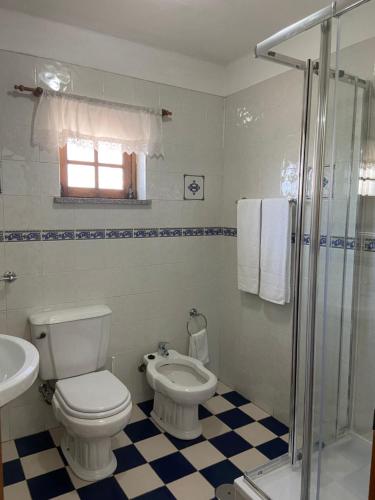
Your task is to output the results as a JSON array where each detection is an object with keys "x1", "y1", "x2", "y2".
[{"x1": 60, "y1": 139, "x2": 137, "y2": 199}]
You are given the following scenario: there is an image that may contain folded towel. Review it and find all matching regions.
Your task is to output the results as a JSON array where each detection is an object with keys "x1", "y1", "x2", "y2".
[
  {"x1": 237, "y1": 199, "x2": 262, "y2": 293},
  {"x1": 259, "y1": 198, "x2": 292, "y2": 305},
  {"x1": 189, "y1": 328, "x2": 209, "y2": 365}
]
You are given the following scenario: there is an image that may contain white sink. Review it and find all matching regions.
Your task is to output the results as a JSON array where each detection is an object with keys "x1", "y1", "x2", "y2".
[{"x1": 0, "y1": 335, "x2": 39, "y2": 407}]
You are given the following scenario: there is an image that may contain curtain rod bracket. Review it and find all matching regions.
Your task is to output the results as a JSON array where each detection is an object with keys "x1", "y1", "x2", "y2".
[{"x1": 14, "y1": 84, "x2": 43, "y2": 97}]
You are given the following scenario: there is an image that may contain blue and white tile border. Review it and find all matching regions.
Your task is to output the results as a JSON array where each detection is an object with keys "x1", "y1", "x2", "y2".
[
  {"x1": 2, "y1": 227, "x2": 375, "y2": 252},
  {"x1": 3, "y1": 227, "x2": 224, "y2": 242}
]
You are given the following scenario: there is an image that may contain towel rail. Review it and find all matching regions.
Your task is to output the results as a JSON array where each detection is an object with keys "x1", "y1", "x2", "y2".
[
  {"x1": 235, "y1": 197, "x2": 297, "y2": 205},
  {"x1": 187, "y1": 308, "x2": 208, "y2": 336}
]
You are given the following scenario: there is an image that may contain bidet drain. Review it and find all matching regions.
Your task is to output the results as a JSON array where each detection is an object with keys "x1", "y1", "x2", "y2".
[{"x1": 215, "y1": 484, "x2": 234, "y2": 499}]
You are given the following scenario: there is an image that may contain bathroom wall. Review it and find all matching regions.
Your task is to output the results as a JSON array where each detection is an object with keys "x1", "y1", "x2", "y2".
[
  {"x1": 0, "y1": 44, "x2": 302, "y2": 440},
  {"x1": 0, "y1": 8, "x2": 226, "y2": 96},
  {"x1": 219, "y1": 70, "x2": 304, "y2": 425},
  {"x1": 3, "y1": 22, "x2": 373, "y2": 442},
  {"x1": 0, "y1": 49, "x2": 224, "y2": 441}
]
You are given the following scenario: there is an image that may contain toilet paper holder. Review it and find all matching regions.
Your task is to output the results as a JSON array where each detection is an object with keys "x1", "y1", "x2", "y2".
[{"x1": 187, "y1": 308, "x2": 208, "y2": 336}]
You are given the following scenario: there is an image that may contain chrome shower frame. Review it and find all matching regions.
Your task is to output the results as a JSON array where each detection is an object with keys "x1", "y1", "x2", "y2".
[{"x1": 243, "y1": 0, "x2": 372, "y2": 498}]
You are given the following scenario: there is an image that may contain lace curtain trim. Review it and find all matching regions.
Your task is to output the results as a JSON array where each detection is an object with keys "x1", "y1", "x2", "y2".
[{"x1": 33, "y1": 90, "x2": 164, "y2": 157}]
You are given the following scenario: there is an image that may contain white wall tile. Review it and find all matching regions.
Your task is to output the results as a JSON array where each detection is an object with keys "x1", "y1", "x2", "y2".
[
  {"x1": 220, "y1": 69, "x2": 302, "y2": 425},
  {"x1": 4, "y1": 242, "x2": 43, "y2": 276},
  {"x1": 3, "y1": 195, "x2": 42, "y2": 230},
  {"x1": 0, "y1": 49, "x2": 224, "y2": 441}
]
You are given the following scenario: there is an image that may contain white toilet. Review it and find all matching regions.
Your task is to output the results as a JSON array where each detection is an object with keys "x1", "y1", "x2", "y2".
[
  {"x1": 29, "y1": 305, "x2": 132, "y2": 482},
  {"x1": 144, "y1": 348, "x2": 217, "y2": 440}
]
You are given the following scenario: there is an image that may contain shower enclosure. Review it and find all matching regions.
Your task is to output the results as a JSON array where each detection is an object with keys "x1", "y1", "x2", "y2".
[{"x1": 241, "y1": 0, "x2": 375, "y2": 498}]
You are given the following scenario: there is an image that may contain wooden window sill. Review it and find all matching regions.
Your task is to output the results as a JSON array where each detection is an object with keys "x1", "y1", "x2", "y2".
[{"x1": 53, "y1": 197, "x2": 152, "y2": 207}]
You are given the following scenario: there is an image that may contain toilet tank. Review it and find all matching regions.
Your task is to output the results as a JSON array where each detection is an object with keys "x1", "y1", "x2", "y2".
[{"x1": 29, "y1": 305, "x2": 112, "y2": 381}]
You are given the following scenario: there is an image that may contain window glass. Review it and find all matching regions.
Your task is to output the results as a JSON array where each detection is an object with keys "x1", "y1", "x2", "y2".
[
  {"x1": 98, "y1": 167, "x2": 123, "y2": 190},
  {"x1": 67, "y1": 164, "x2": 95, "y2": 188}
]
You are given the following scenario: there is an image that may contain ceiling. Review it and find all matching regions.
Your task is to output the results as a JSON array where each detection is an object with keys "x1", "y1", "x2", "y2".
[{"x1": 0, "y1": 0, "x2": 330, "y2": 64}]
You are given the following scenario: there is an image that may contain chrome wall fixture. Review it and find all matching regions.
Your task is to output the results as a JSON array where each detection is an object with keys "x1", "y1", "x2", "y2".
[
  {"x1": 288, "y1": 58, "x2": 313, "y2": 466},
  {"x1": 0, "y1": 271, "x2": 17, "y2": 282},
  {"x1": 254, "y1": 0, "x2": 371, "y2": 70},
  {"x1": 301, "y1": 19, "x2": 332, "y2": 500},
  {"x1": 186, "y1": 308, "x2": 208, "y2": 337}
]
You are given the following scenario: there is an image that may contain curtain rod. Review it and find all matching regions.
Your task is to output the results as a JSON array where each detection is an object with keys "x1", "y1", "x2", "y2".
[{"x1": 13, "y1": 84, "x2": 173, "y2": 118}]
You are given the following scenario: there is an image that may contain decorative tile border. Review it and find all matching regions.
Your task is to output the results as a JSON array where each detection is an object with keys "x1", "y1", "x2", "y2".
[
  {"x1": 204, "y1": 227, "x2": 223, "y2": 236},
  {"x1": 42, "y1": 230, "x2": 75, "y2": 241},
  {"x1": 364, "y1": 237, "x2": 375, "y2": 252},
  {"x1": 223, "y1": 227, "x2": 237, "y2": 237},
  {"x1": 2, "y1": 227, "x2": 374, "y2": 252},
  {"x1": 106, "y1": 229, "x2": 133, "y2": 239},
  {"x1": 330, "y1": 236, "x2": 345, "y2": 249},
  {"x1": 346, "y1": 238, "x2": 356, "y2": 250},
  {"x1": 134, "y1": 228, "x2": 158, "y2": 238},
  {"x1": 76, "y1": 229, "x2": 106, "y2": 240},
  {"x1": 183, "y1": 227, "x2": 204, "y2": 237},
  {"x1": 159, "y1": 228, "x2": 182, "y2": 237},
  {"x1": 5, "y1": 231, "x2": 41, "y2": 242}
]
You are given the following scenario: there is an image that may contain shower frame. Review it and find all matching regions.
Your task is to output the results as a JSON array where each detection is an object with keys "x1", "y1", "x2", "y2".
[{"x1": 247, "y1": 0, "x2": 371, "y2": 498}]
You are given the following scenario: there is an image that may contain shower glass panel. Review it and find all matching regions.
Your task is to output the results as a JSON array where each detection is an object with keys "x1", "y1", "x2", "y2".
[
  {"x1": 245, "y1": 3, "x2": 375, "y2": 498},
  {"x1": 312, "y1": 2, "x2": 375, "y2": 499}
]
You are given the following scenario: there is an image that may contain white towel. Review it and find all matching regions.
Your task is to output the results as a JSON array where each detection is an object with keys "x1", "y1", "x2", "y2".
[
  {"x1": 237, "y1": 199, "x2": 262, "y2": 293},
  {"x1": 189, "y1": 329, "x2": 209, "y2": 365},
  {"x1": 259, "y1": 198, "x2": 292, "y2": 305}
]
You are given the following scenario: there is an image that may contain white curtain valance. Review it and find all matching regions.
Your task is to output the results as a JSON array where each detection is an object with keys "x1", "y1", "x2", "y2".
[{"x1": 33, "y1": 91, "x2": 164, "y2": 157}]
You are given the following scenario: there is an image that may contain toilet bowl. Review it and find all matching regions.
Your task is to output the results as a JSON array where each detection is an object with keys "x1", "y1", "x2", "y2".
[
  {"x1": 52, "y1": 370, "x2": 132, "y2": 481},
  {"x1": 29, "y1": 305, "x2": 133, "y2": 482},
  {"x1": 144, "y1": 350, "x2": 217, "y2": 440}
]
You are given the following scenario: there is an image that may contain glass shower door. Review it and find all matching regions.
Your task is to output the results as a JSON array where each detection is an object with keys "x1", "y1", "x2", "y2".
[{"x1": 312, "y1": 2, "x2": 375, "y2": 499}]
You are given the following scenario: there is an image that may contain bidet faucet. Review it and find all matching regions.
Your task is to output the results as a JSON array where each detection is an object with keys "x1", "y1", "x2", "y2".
[{"x1": 158, "y1": 341, "x2": 169, "y2": 357}]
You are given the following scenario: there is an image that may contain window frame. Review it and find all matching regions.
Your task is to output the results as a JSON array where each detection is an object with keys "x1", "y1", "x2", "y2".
[{"x1": 59, "y1": 144, "x2": 137, "y2": 199}]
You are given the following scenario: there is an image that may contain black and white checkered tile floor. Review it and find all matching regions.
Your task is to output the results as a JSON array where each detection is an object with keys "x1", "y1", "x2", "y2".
[{"x1": 2, "y1": 382, "x2": 288, "y2": 500}]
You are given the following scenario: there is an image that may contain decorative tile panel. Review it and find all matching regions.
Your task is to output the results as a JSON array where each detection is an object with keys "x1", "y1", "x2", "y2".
[
  {"x1": 303, "y1": 234, "x2": 311, "y2": 246},
  {"x1": 184, "y1": 175, "x2": 205, "y2": 201},
  {"x1": 42, "y1": 230, "x2": 75, "y2": 241},
  {"x1": 183, "y1": 227, "x2": 204, "y2": 237},
  {"x1": 134, "y1": 228, "x2": 158, "y2": 238},
  {"x1": 364, "y1": 237, "x2": 375, "y2": 252},
  {"x1": 320, "y1": 235, "x2": 327, "y2": 247},
  {"x1": 106, "y1": 229, "x2": 133, "y2": 239},
  {"x1": 346, "y1": 238, "x2": 356, "y2": 250},
  {"x1": 76, "y1": 229, "x2": 105, "y2": 240},
  {"x1": 330, "y1": 236, "x2": 345, "y2": 249},
  {"x1": 159, "y1": 228, "x2": 182, "y2": 237},
  {"x1": 204, "y1": 227, "x2": 223, "y2": 236},
  {"x1": 5, "y1": 231, "x2": 41, "y2": 242},
  {"x1": 223, "y1": 227, "x2": 237, "y2": 237}
]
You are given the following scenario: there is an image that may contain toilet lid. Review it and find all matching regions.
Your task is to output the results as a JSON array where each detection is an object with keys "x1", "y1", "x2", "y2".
[{"x1": 56, "y1": 370, "x2": 130, "y2": 414}]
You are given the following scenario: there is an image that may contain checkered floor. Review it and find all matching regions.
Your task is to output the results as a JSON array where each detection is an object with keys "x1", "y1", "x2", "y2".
[{"x1": 2, "y1": 382, "x2": 288, "y2": 500}]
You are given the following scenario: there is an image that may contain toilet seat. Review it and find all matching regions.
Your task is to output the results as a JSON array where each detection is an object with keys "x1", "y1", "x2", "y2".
[{"x1": 55, "y1": 370, "x2": 131, "y2": 420}]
